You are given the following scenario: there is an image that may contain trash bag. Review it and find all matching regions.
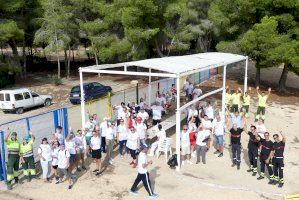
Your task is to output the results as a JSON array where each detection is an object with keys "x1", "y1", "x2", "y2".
[{"x1": 167, "y1": 154, "x2": 178, "y2": 169}]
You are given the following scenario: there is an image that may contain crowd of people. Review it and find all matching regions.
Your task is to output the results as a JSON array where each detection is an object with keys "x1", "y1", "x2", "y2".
[{"x1": 3, "y1": 80, "x2": 285, "y2": 198}]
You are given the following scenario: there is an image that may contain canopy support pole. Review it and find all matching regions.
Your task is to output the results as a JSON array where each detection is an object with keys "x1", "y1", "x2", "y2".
[
  {"x1": 79, "y1": 68, "x2": 86, "y2": 129},
  {"x1": 148, "y1": 68, "x2": 151, "y2": 105},
  {"x1": 175, "y1": 76, "x2": 181, "y2": 171},
  {"x1": 221, "y1": 65, "x2": 227, "y2": 120},
  {"x1": 244, "y1": 56, "x2": 248, "y2": 92}
]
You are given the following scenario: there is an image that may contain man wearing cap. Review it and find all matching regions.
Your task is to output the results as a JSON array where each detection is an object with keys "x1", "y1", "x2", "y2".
[
  {"x1": 20, "y1": 131, "x2": 36, "y2": 182},
  {"x1": 130, "y1": 143, "x2": 158, "y2": 199},
  {"x1": 135, "y1": 117, "x2": 147, "y2": 145},
  {"x1": 5, "y1": 129, "x2": 21, "y2": 190}
]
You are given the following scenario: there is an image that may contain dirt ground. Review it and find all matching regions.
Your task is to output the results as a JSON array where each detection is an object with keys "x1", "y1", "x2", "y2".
[{"x1": 1, "y1": 71, "x2": 299, "y2": 200}]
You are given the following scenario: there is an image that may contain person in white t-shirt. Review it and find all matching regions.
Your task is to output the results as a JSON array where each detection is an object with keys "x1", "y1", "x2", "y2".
[
  {"x1": 38, "y1": 138, "x2": 52, "y2": 183},
  {"x1": 100, "y1": 118, "x2": 109, "y2": 153},
  {"x1": 156, "y1": 93, "x2": 166, "y2": 108},
  {"x1": 180, "y1": 125, "x2": 193, "y2": 165},
  {"x1": 212, "y1": 115, "x2": 225, "y2": 157},
  {"x1": 184, "y1": 79, "x2": 190, "y2": 98},
  {"x1": 65, "y1": 132, "x2": 77, "y2": 174},
  {"x1": 187, "y1": 105, "x2": 199, "y2": 122},
  {"x1": 135, "y1": 117, "x2": 147, "y2": 145},
  {"x1": 151, "y1": 102, "x2": 164, "y2": 125},
  {"x1": 56, "y1": 144, "x2": 73, "y2": 189},
  {"x1": 255, "y1": 118, "x2": 267, "y2": 139},
  {"x1": 148, "y1": 124, "x2": 166, "y2": 156},
  {"x1": 201, "y1": 115, "x2": 213, "y2": 132},
  {"x1": 84, "y1": 117, "x2": 95, "y2": 146},
  {"x1": 51, "y1": 126, "x2": 64, "y2": 145},
  {"x1": 204, "y1": 101, "x2": 214, "y2": 121},
  {"x1": 117, "y1": 119, "x2": 128, "y2": 158},
  {"x1": 106, "y1": 122, "x2": 117, "y2": 164},
  {"x1": 126, "y1": 127, "x2": 140, "y2": 168},
  {"x1": 195, "y1": 127, "x2": 211, "y2": 164},
  {"x1": 90, "y1": 130, "x2": 102, "y2": 176},
  {"x1": 113, "y1": 102, "x2": 127, "y2": 125},
  {"x1": 193, "y1": 86, "x2": 203, "y2": 99},
  {"x1": 51, "y1": 140, "x2": 60, "y2": 181},
  {"x1": 130, "y1": 144, "x2": 158, "y2": 199},
  {"x1": 187, "y1": 82, "x2": 194, "y2": 101},
  {"x1": 137, "y1": 108, "x2": 149, "y2": 125},
  {"x1": 74, "y1": 130, "x2": 86, "y2": 171}
]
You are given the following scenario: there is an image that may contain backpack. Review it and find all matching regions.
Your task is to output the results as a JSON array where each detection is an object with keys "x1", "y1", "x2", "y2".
[{"x1": 167, "y1": 154, "x2": 178, "y2": 169}]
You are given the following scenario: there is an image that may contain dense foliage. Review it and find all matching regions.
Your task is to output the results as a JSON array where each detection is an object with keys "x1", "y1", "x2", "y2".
[{"x1": 0, "y1": 0, "x2": 298, "y2": 90}]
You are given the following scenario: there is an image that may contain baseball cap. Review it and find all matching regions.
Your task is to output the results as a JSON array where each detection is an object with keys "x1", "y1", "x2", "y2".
[
  {"x1": 11, "y1": 132, "x2": 17, "y2": 136},
  {"x1": 23, "y1": 134, "x2": 31, "y2": 140}
]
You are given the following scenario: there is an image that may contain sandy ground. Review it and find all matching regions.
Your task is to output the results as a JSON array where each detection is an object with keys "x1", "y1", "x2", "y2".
[{"x1": 1, "y1": 86, "x2": 299, "y2": 200}]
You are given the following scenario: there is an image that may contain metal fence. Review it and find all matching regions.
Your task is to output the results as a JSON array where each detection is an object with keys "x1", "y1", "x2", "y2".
[{"x1": 0, "y1": 108, "x2": 68, "y2": 181}]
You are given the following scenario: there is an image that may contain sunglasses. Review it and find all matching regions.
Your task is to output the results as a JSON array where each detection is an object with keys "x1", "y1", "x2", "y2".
[
  {"x1": 273, "y1": 137, "x2": 278, "y2": 139},
  {"x1": 183, "y1": 129, "x2": 188, "y2": 130}
]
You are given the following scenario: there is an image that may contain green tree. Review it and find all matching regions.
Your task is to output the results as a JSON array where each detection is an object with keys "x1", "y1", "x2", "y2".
[{"x1": 34, "y1": 0, "x2": 73, "y2": 78}]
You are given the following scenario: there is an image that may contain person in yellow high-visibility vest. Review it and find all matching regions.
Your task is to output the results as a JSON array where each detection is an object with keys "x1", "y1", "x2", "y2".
[
  {"x1": 225, "y1": 86, "x2": 232, "y2": 114},
  {"x1": 242, "y1": 87, "x2": 251, "y2": 118},
  {"x1": 256, "y1": 87, "x2": 271, "y2": 120},
  {"x1": 231, "y1": 88, "x2": 242, "y2": 113},
  {"x1": 20, "y1": 131, "x2": 36, "y2": 182},
  {"x1": 5, "y1": 129, "x2": 20, "y2": 190}
]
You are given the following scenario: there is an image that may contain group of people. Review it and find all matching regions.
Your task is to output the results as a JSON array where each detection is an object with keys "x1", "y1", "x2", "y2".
[
  {"x1": 177, "y1": 84, "x2": 285, "y2": 188},
  {"x1": 3, "y1": 81, "x2": 285, "y2": 197}
]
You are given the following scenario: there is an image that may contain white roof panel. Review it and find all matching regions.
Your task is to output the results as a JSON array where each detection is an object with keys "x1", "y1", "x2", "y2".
[{"x1": 83, "y1": 52, "x2": 246, "y2": 75}]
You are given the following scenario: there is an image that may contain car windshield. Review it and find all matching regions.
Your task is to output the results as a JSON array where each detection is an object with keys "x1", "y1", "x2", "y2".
[{"x1": 71, "y1": 86, "x2": 80, "y2": 93}]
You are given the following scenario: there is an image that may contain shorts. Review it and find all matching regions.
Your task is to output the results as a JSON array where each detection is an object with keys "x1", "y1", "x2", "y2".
[
  {"x1": 52, "y1": 165, "x2": 58, "y2": 169},
  {"x1": 70, "y1": 154, "x2": 76, "y2": 164},
  {"x1": 181, "y1": 145, "x2": 191, "y2": 155},
  {"x1": 127, "y1": 147, "x2": 137, "y2": 160},
  {"x1": 91, "y1": 149, "x2": 102, "y2": 159},
  {"x1": 58, "y1": 168, "x2": 70, "y2": 178},
  {"x1": 215, "y1": 135, "x2": 224, "y2": 146}
]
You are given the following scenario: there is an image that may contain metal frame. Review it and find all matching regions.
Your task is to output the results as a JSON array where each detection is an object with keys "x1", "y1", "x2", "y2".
[{"x1": 79, "y1": 55, "x2": 248, "y2": 171}]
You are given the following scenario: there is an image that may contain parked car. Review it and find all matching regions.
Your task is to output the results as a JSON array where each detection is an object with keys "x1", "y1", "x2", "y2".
[
  {"x1": 69, "y1": 82, "x2": 112, "y2": 104},
  {"x1": 0, "y1": 88, "x2": 52, "y2": 114}
]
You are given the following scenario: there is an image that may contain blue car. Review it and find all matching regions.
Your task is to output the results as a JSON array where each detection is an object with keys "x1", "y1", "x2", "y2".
[{"x1": 69, "y1": 82, "x2": 112, "y2": 104}]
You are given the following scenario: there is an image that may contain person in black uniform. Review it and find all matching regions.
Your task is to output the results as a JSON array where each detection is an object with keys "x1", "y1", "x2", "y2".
[
  {"x1": 271, "y1": 132, "x2": 285, "y2": 188},
  {"x1": 230, "y1": 121, "x2": 246, "y2": 170},
  {"x1": 257, "y1": 132, "x2": 274, "y2": 183},
  {"x1": 246, "y1": 125, "x2": 260, "y2": 176}
]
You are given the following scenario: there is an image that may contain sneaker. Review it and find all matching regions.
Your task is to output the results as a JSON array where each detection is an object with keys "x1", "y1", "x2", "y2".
[
  {"x1": 182, "y1": 161, "x2": 185, "y2": 166},
  {"x1": 68, "y1": 185, "x2": 73, "y2": 190},
  {"x1": 231, "y1": 163, "x2": 236, "y2": 167},
  {"x1": 93, "y1": 169, "x2": 99, "y2": 173},
  {"x1": 252, "y1": 172, "x2": 257, "y2": 176},
  {"x1": 55, "y1": 180, "x2": 61, "y2": 184},
  {"x1": 77, "y1": 168, "x2": 81, "y2": 172},
  {"x1": 149, "y1": 193, "x2": 159, "y2": 199},
  {"x1": 257, "y1": 176, "x2": 264, "y2": 180},
  {"x1": 237, "y1": 165, "x2": 240, "y2": 170},
  {"x1": 218, "y1": 153, "x2": 223, "y2": 157},
  {"x1": 109, "y1": 160, "x2": 113, "y2": 165},
  {"x1": 278, "y1": 183, "x2": 284, "y2": 188},
  {"x1": 187, "y1": 160, "x2": 193, "y2": 165},
  {"x1": 82, "y1": 166, "x2": 87, "y2": 170},
  {"x1": 268, "y1": 180, "x2": 275, "y2": 185},
  {"x1": 129, "y1": 190, "x2": 138, "y2": 196},
  {"x1": 6, "y1": 183, "x2": 12, "y2": 190},
  {"x1": 214, "y1": 150, "x2": 219, "y2": 154},
  {"x1": 95, "y1": 172, "x2": 102, "y2": 176},
  {"x1": 196, "y1": 161, "x2": 200, "y2": 164},
  {"x1": 202, "y1": 161, "x2": 206, "y2": 164},
  {"x1": 247, "y1": 169, "x2": 252, "y2": 172}
]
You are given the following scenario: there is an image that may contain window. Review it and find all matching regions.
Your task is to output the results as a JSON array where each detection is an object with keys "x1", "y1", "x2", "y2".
[
  {"x1": 5, "y1": 94, "x2": 10, "y2": 101},
  {"x1": 24, "y1": 92, "x2": 31, "y2": 99},
  {"x1": 14, "y1": 93, "x2": 24, "y2": 101},
  {"x1": 0, "y1": 94, "x2": 4, "y2": 101},
  {"x1": 31, "y1": 92, "x2": 39, "y2": 97},
  {"x1": 88, "y1": 84, "x2": 94, "y2": 90},
  {"x1": 71, "y1": 86, "x2": 80, "y2": 93},
  {"x1": 93, "y1": 82, "x2": 103, "y2": 89}
]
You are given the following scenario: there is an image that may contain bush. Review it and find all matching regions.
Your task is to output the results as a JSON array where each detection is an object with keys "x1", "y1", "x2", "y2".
[{"x1": 52, "y1": 75, "x2": 62, "y2": 86}]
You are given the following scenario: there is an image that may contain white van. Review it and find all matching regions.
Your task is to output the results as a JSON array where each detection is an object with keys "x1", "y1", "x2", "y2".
[{"x1": 0, "y1": 88, "x2": 52, "y2": 114}]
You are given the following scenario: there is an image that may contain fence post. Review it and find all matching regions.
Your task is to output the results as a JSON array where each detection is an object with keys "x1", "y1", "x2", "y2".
[
  {"x1": 0, "y1": 131, "x2": 7, "y2": 181},
  {"x1": 53, "y1": 110, "x2": 58, "y2": 132},
  {"x1": 62, "y1": 108, "x2": 69, "y2": 138}
]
